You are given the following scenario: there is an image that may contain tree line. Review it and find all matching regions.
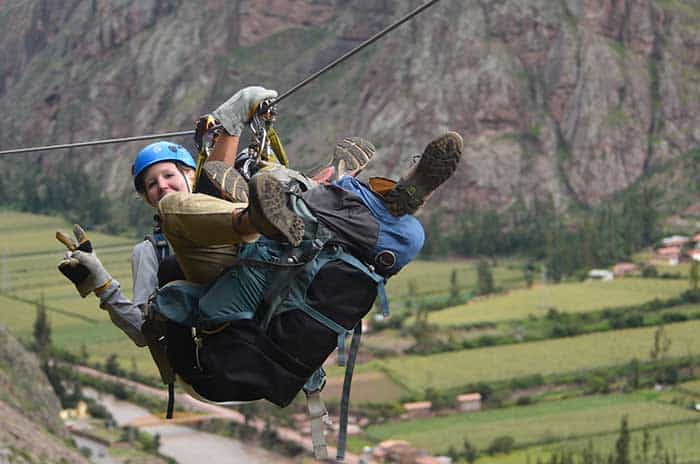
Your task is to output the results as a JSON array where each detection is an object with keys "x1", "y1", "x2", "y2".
[{"x1": 423, "y1": 185, "x2": 659, "y2": 281}]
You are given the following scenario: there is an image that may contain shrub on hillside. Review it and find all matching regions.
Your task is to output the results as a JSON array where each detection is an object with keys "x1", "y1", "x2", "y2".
[
  {"x1": 584, "y1": 374, "x2": 611, "y2": 394},
  {"x1": 641, "y1": 265, "x2": 658, "y2": 277},
  {"x1": 510, "y1": 374, "x2": 545, "y2": 390},
  {"x1": 661, "y1": 312, "x2": 688, "y2": 323},
  {"x1": 487, "y1": 435, "x2": 515, "y2": 455},
  {"x1": 425, "y1": 387, "x2": 456, "y2": 410},
  {"x1": 610, "y1": 311, "x2": 644, "y2": 329}
]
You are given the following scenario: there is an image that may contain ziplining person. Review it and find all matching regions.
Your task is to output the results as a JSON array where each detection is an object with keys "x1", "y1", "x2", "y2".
[
  {"x1": 56, "y1": 84, "x2": 462, "y2": 376},
  {"x1": 55, "y1": 85, "x2": 463, "y2": 459}
]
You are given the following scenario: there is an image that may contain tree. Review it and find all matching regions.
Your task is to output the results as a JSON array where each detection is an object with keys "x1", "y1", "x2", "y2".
[
  {"x1": 523, "y1": 262, "x2": 536, "y2": 288},
  {"x1": 650, "y1": 325, "x2": 671, "y2": 382},
  {"x1": 449, "y1": 269, "x2": 460, "y2": 304},
  {"x1": 463, "y1": 438, "x2": 478, "y2": 464},
  {"x1": 627, "y1": 358, "x2": 640, "y2": 390},
  {"x1": 487, "y1": 435, "x2": 515, "y2": 455},
  {"x1": 105, "y1": 353, "x2": 123, "y2": 376},
  {"x1": 477, "y1": 259, "x2": 495, "y2": 295},
  {"x1": 689, "y1": 260, "x2": 699, "y2": 291},
  {"x1": 614, "y1": 416, "x2": 630, "y2": 464},
  {"x1": 80, "y1": 343, "x2": 89, "y2": 363},
  {"x1": 33, "y1": 293, "x2": 51, "y2": 358},
  {"x1": 641, "y1": 429, "x2": 651, "y2": 462},
  {"x1": 405, "y1": 279, "x2": 418, "y2": 310},
  {"x1": 409, "y1": 304, "x2": 436, "y2": 353}
]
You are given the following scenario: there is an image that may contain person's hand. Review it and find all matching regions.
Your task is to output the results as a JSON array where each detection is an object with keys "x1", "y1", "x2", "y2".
[
  {"x1": 56, "y1": 225, "x2": 112, "y2": 298},
  {"x1": 212, "y1": 86, "x2": 278, "y2": 136}
]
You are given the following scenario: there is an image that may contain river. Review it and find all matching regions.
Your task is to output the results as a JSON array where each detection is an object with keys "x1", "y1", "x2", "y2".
[{"x1": 83, "y1": 389, "x2": 295, "y2": 464}]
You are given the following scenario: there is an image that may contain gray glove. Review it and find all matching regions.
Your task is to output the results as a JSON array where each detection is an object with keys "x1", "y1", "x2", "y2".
[
  {"x1": 57, "y1": 225, "x2": 113, "y2": 298},
  {"x1": 212, "y1": 86, "x2": 278, "y2": 136}
]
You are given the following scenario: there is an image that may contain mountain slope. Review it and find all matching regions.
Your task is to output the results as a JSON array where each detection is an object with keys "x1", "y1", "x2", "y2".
[
  {"x1": 0, "y1": 326, "x2": 89, "y2": 463},
  {"x1": 0, "y1": 0, "x2": 698, "y2": 221}
]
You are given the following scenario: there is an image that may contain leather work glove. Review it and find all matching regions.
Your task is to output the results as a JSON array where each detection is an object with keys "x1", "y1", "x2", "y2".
[
  {"x1": 212, "y1": 86, "x2": 278, "y2": 136},
  {"x1": 56, "y1": 225, "x2": 112, "y2": 298}
]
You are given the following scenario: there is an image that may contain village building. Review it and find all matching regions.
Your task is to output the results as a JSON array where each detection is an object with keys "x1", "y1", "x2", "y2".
[
  {"x1": 401, "y1": 401, "x2": 432, "y2": 419},
  {"x1": 588, "y1": 269, "x2": 614, "y2": 281},
  {"x1": 612, "y1": 262, "x2": 638, "y2": 277},
  {"x1": 651, "y1": 246, "x2": 682, "y2": 266},
  {"x1": 456, "y1": 392, "x2": 482, "y2": 412},
  {"x1": 661, "y1": 235, "x2": 690, "y2": 248},
  {"x1": 371, "y1": 440, "x2": 444, "y2": 464}
]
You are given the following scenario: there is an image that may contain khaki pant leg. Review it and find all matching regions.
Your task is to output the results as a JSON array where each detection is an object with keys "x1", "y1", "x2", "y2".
[{"x1": 157, "y1": 192, "x2": 259, "y2": 284}]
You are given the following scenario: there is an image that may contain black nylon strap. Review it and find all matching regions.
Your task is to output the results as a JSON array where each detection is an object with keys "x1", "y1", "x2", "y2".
[
  {"x1": 166, "y1": 382, "x2": 175, "y2": 419},
  {"x1": 336, "y1": 323, "x2": 362, "y2": 461}
]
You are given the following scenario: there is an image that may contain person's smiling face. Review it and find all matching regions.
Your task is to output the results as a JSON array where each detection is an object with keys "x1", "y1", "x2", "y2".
[{"x1": 142, "y1": 161, "x2": 194, "y2": 206}]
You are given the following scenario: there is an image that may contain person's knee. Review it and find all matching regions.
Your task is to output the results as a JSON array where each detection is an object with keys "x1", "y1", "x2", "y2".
[
  {"x1": 157, "y1": 192, "x2": 191, "y2": 236},
  {"x1": 157, "y1": 192, "x2": 189, "y2": 215}
]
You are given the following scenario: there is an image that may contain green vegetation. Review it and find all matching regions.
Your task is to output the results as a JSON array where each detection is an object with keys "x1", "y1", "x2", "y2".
[
  {"x1": 478, "y1": 421, "x2": 699, "y2": 464},
  {"x1": 377, "y1": 321, "x2": 700, "y2": 392},
  {"x1": 428, "y1": 278, "x2": 689, "y2": 327},
  {"x1": 356, "y1": 393, "x2": 697, "y2": 454},
  {"x1": 5, "y1": 210, "x2": 700, "y2": 462}
]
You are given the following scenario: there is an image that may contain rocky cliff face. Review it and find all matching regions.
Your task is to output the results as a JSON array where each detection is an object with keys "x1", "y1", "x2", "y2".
[
  {"x1": 0, "y1": 326, "x2": 89, "y2": 463},
  {"x1": 0, "y1": 0, "x2": 699, "y2": 219}
]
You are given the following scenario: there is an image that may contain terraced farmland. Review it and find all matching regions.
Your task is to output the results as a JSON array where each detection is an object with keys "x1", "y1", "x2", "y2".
[
  {"x1": 428, "y1": 278, "x2": 690, "y2": 327},
  {"x1": 376, "y1": 320, "x2": 700, "y2": 392},
  {"x1": 355, "y1": 393, "x2": 698, "y2": 454}
]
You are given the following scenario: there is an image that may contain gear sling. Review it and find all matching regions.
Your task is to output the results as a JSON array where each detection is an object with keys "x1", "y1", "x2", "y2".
[{"x1": 143, "y1": 209, "x2": 389, "y2": 460}]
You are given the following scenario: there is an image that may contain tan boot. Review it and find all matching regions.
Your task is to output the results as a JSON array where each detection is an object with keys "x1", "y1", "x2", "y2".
[
  {"x1": 384, "y1": 132, "x2": 463, "y2": 216},
  {"x1": 312, "y1": 137, "x2": 376, "y2": 183},
  {"x1": 198, "y1": 160, "x2": 249, "y2": 202},
  {"x1": 248, "y1": 173, "x2": 305, "y2": 246}
]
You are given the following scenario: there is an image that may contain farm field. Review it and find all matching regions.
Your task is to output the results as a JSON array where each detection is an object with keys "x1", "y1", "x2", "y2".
[
  {"x1": 479, "y1": 421, "x2": 700, "y2": 464},
  {"x1": 373, "y1": 320, "x2": 700, "y2": 392},
  {"x1": 678, "y1": 380, "x2": 700, "y2": 396},
  {"x1": 387, "y1": 258, "x2": 525, "y2": 303},
  {"x1": 352, "y1": 392, "x2": 699, "y2": 455},
  {"x1": 428, "y1": 278, "x2": 690, "y2": 327}
]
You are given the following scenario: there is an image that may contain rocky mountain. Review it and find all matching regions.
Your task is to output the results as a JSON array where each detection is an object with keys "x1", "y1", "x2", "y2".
[
  {"x1": 1, "y1": 0, "x2": 699, "y2": 222},
  {"x1": 0, "y1": 326, "x2": 89, "y2": 463}
]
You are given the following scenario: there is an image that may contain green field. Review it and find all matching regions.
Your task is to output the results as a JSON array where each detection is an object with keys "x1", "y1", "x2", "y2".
[
  {"x1": 387, "y1": 258, "x2": 525, "y2": 301},
  {"x1": 354, "y1": 392, "x2": 699, "y2": 455},
  {"x1": 479, "y1": 421, "x2": 700, "y2": 464},
  {"x1": 678, "y1": 380, "x2": 700, "y2": 396},
  {"x1": 373, "y1": 320, "x2": 700, "y2": 392},
  {"x1": 429, "y1": 278, "x2": 690, "y2": 327}
]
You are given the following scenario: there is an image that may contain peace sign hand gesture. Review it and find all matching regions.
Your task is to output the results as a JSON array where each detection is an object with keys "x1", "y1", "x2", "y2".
[{"x1": 56, "y1": 225, "x2": 112, "y2": 298}]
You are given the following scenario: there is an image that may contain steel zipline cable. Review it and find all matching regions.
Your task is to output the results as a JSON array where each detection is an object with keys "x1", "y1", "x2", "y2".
[{"x1": 0, "y1": 0, "x2": 442, "y2": 157}]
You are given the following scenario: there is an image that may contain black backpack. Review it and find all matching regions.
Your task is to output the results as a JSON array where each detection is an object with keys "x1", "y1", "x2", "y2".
[{"x1": 143, "y1": 201, "x2": 389, "y2": 460}]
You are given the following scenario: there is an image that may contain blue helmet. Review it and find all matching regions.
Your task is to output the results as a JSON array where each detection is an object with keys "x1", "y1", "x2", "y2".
[{"x1": 132, "y1": 141, "x2": 196, "y2": 192}]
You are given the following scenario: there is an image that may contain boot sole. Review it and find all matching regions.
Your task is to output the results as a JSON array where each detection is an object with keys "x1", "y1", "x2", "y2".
[
  {"x1": 202, "y1": 161, "x2": 248, "y2": 202},
  {"x1": 249, "y1": 174, "x2": 305, "y2": 246},
  {"x1": 333, "y1": 137, "x2": 376, "y2": 177},
  {"x1": 385, "y1": 132, "x2": 463, "y2": 216}
]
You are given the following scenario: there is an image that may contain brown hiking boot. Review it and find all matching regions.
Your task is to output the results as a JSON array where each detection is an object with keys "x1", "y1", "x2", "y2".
[
  {"x1": 198, "y1": 160, "x2": 249, "y2": 203},
  {"x1": 333, "y1": 137, "x2": 376, "y2": 178},
  {"x1": 384, "y1": 132, "x2": 463, "y2": 216},
  {"x1": 248, "y1": 172, "x2": 305, "y2": 246},
  {"x1": 312, "y1": 137, "x2": 376, "y2": 182}
]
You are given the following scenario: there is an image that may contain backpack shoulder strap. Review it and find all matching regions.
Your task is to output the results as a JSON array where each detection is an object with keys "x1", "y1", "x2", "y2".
[{"x1": 144, "y1": 223, "x2": 171, "y2": 264}]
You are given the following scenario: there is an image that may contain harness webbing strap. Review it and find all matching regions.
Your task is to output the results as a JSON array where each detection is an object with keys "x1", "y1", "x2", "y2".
[
  {"x1": 336, "y1": 323, "x2": 362, "y2": 462},
  {"x1": 166, "y1": 382, "x2": 175, "y2": 419},
  {"x1": 306, "y1": 391, "x2": 329, "y2": 460}
]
